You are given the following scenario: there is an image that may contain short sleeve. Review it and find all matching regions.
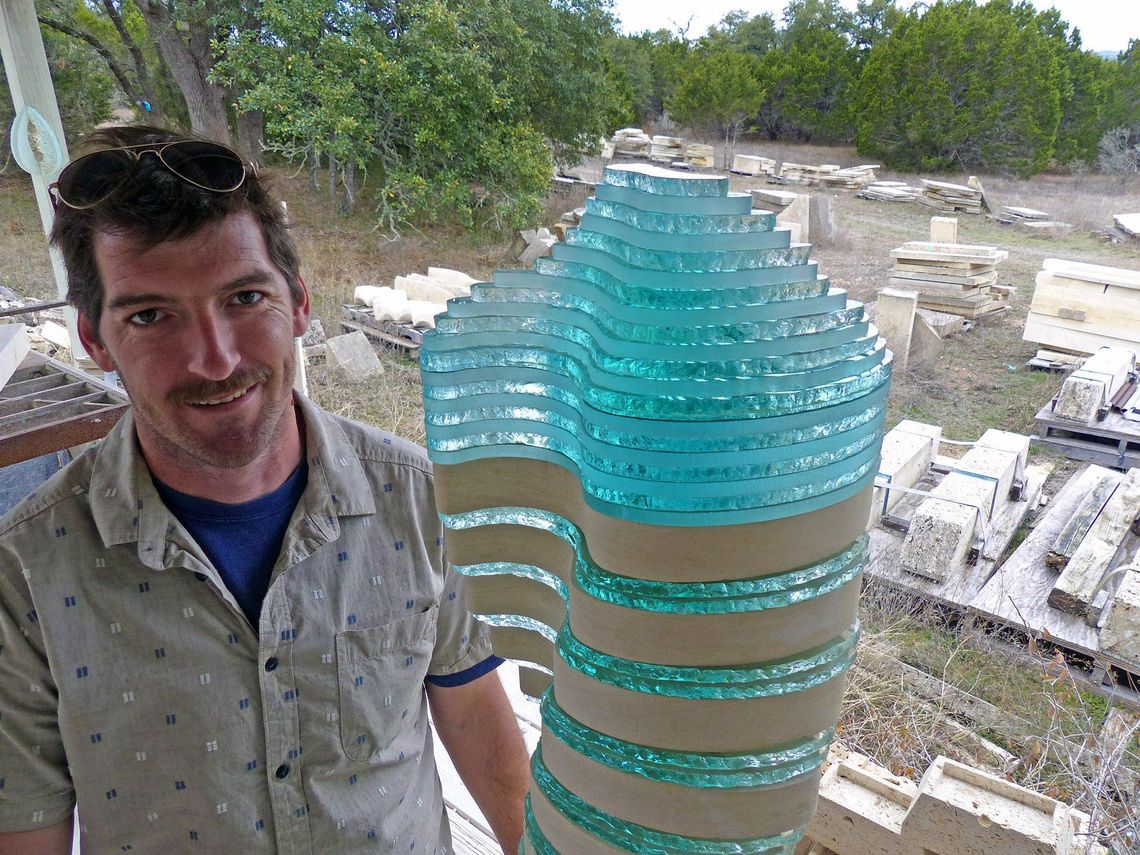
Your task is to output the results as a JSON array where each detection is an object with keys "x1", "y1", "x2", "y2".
[
  {"x1": 0, "y1": 540, "x2": 76, "y2": 831},
  {"x1": 427, "y1": 546, "x2": 496, "y2": 679}
]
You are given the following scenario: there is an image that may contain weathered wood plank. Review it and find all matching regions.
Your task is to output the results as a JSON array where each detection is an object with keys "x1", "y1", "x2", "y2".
[
  {"x1": 1047, "y1": 467, "x2": 1124, "y2": 569},
  {"x1": 1049, "y1": 468, "x2": 1140, "y2": 616},
  {"x1": 0, "y1": 325, "x2": 31, "y2": 391},
  {"x1": 972, "y1": 466, "x2": 1103, "y2": 652}
]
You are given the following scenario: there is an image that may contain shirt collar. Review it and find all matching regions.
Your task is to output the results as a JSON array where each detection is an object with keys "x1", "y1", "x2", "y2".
[{"x1": 90, "y1": 395, "x2": 377, "y2": 561}]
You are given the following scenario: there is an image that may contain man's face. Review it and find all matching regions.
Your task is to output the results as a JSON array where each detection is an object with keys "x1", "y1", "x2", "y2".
[{"x1": 79, "y1": 211, "x2": 310, "y2": 480}]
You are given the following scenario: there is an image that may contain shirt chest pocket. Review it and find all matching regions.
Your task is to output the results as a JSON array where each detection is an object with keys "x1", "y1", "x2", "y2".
[{"x1": 334, "y1": 605, "x2": 438, "y2": 761}]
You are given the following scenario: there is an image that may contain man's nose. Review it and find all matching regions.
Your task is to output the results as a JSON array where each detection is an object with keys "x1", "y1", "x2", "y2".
[{"x1": 185, "y1": 313, "x2": 240, "y2": 380}]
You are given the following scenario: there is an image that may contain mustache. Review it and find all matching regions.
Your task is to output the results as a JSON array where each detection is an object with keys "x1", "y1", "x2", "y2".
[{"x1": 168, "y1": 366, "x2": 272, "y2": 406}]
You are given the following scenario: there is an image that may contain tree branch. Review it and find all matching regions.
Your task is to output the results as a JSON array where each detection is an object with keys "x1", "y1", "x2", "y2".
[{"x1": 38, "y1": 14, "x2": 141, "y2": 104}]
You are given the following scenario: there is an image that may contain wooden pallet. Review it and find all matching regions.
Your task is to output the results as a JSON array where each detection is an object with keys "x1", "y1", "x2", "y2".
[
  {"x1": 865, "y1": 463, "x2": 1050, "y2": 611},
  {"x1": 1034, "y1": 400, "x2": 1140, "y2": 469},
  {"x1": 0, "y1": 352, "x2": 128, "y2": 467},
  {"x1": 340, "y1": 304, "x2": 423, "y2": 351},
  {"x1": 972, "y1": 464, "x2": 1140, "y2": 690}
]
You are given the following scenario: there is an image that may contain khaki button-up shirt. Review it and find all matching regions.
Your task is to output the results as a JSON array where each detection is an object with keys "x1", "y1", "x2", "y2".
[{"x1": 0, "y1": 396, "x2": 493, "y2": 852}]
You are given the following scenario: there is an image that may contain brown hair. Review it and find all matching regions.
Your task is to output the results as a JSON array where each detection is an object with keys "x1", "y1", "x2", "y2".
[{"x1": 50, "y1": 125, "x2": 301, "y2": 331}]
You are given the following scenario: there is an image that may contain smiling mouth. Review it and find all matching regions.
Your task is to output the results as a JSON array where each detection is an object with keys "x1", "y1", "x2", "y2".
[{"x1": 188, "y1": 385, "x2": 254, "y2": 406}]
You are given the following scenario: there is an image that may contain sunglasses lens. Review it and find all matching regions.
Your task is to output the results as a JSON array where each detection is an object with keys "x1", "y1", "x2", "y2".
[
  {"x1": 55, "y1": 149, "x2": 137, "y2": 208},
  {"x1": 160, "y1": 142, "x2": 246, "y2": 193}
]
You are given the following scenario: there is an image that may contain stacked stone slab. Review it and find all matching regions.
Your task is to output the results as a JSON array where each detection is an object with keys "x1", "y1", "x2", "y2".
[
  {"x1": 804, "y1": 748, "x2": 1108, "y2": 855},
  {"x1": 732, "y1": 154, "x2": 777, "y2": 176},
  {"x1": 1023, "y1": 258, "x2": 1140, "y2": 355},
  {"x1": 870, "y1": 420, "x2": 942, "y2": 526},
  {"x1": 420, "y1": 162, "x2": 892, "y2": 853},
  {"x1": 900, "y1": 429, "x2": 1029, "y2": 581}
]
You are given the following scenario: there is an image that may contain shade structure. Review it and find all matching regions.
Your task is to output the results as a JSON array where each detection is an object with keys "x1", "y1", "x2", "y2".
[{"x1": 421, "y1": 163, "x2": 892, "y2": 853}]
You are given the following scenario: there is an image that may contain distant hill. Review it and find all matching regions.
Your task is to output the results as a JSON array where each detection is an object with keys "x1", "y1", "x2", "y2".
[{"x1": 1095, "y1": 50, "x2": 1120, "y2": 60}]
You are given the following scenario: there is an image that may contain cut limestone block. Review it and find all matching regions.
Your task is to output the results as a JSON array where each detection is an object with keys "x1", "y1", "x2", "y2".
[
  {"x1": 1046, "y1": 466, "x2": 1125, "y2": 570},
  {"x1": 1050, "y1": 468, "x2": 1140, "y2": 616},
  {"x1": 325, "y1": 330, "x2": 384, "y2": 376},
  {"x1": 806, "y1": 746, "x2": 920, "y2": 855},
  {"x1": 909, "y1": 313, "x2": 944, "y2": 369},
  {"x1": 368, "y1": 287, "x2": 408, "y2": 321},
  {"x1": 1113, "y1": 213, "x2": 1140, "y2": 238},
  {"x1": 1101, "y1": 564, "x2": 1140, "y2": 666},
  {"x1": 776, "y1": 192, "x2": 811, "y2": 242},
  {"x1": 899, "y1": 431, "x2": 1028, "y2": 581},
  {"x1": 394, "y1": 274, "x2": 455, "y2": 304},
  {"x1": 930, "y1": 217, "x2": 958, "y2": 244},
  {"x1": 809, "y1": 194, "x2": 837, "y2": 244},
  {"x1": 875, "y1": 288, "x2": 918, "y2": 374},
  {"x1": 428, "y1": 267, "x2": 478, "y2": 288},
  {"x1": 1053, "y1": 347, "x2": 1136, "y2": 424},
  {"x1": 916, "y1": 309, "x2": 965, "y2": 339},
  {"x1": 901, "y1": 756, "x2": 1084, "y2": 855},
  {"x1": 752, "y1": 188, "x2": 797, "y2": 211},
  {"x1": 871, "y1": 420, "x2": 942, "y2": 526},
  {"x1": 519, "y1": 228, "x2": 557, "y2": 267},
  {"x1": 1, "y1": 323, "x2": 31, "y2": 389}
]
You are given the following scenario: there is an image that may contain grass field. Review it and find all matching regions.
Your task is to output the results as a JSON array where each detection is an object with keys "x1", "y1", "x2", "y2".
[{"x1": 3, "y1": 140, "x2": 1139, "y2": 847}]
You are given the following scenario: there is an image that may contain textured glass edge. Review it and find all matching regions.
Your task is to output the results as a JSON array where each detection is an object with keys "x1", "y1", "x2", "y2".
[
  {"x1": 443, "y1": 508, "x2": 867, "y2": 615},
  {"x1": 541, "y1": 690, "x2": 832, "y2": 788},
  {"x1": 426, "y1": 424, "x2": 880, "y2": 486},
  {"x1": 602, "y1": 166, "x2": 729, "y2": 197},
  {"x1": 555, "y1": 239, "x2": 815, "y2": 277},
  {"x1": 586, "y1": 197, "x2": 776, "y2": 234},
  {"x1": 427, "y1": 313, "x2": 873, "y2": 366},
  {"x1": 421, "y1": 359, "x2": 892, "y2": 421},
  {"x1": 456, "y1": 561, "x2": 569, "y2": 602},
  {"x1": 577, "y1": 536, "x2": 868, "y2": 613},
  {"x1": 425, "y1": 387, "x2": 887, "y2": 453},
  {"x1": 529, "y1": 750, "x2": 802, "y2": 854},
  {"x1": 451, "y1": 290, "x2": 864, "y2": 345},
  {"x1": 533, "y1": 258, "x2": 823, "y2": 306},
  {"x1": 478, "y1": 613, "x2": 559, "y2": 643},
  {"x1": 419, "y1": 342, "x2": 886, "y2": 399},
  {"x1": 565, "y1": 229, "x2": 810, "y2": 273},
  {"x1": 557, "y1": 622, "x2": 860, "y2": 699}
]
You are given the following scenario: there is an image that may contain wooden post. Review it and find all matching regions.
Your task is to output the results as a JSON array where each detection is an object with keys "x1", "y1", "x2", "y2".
[{"x1": 0, "y1": 0, "x2": 85, "y2": 360}]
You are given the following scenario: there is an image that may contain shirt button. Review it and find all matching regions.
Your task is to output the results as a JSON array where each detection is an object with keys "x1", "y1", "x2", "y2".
[
  {"x1": 264, "y1": 657, "x2": 279, "y2": 672},
  {"x1": 275, "y1": 764, "x2": 290, "y2": 780}
]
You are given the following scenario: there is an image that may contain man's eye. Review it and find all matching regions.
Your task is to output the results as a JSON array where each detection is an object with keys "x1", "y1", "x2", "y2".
[
  {"x1": 128, "y1": 308, "x2": 162, "y2": 326},
  {"x1": 234, "y1": 291, "x2": 263, "y2": 305}
]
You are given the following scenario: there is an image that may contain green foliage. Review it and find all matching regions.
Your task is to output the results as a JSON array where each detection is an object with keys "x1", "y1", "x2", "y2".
[
  {"x1": 700, "y1": 11, "x2": 779, "y2": 58},
  {"x1": 213, "y1": 0, "x2": 608, "y2": 231},
  {"x1": 1103, "y1": 40, "x2": 1140, "y2": 146},
  {"x1": 667, "y1": 49, "x2": 765, "y2": 164},
  {"x1": 853, "y1": 0, "x2": 1064, "y2": 175},
  {"x1": 759, "y1": 26, "x2": 856, "y2": 141}
]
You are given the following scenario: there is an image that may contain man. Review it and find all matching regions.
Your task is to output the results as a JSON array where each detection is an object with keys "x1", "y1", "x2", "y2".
[{"x1": 0, "y1": 125, "x2": 529, "y2": 853}]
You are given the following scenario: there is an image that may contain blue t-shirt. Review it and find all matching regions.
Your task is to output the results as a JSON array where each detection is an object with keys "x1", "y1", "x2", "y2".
[
  {"x1": 154, "y1": 462, "x2": 309, "y2": 624},
  {"x1": 154, "y1": 464, "x2": 501, "y2": 685}
]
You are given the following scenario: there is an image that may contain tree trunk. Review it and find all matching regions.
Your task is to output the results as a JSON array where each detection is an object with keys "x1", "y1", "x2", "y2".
[
  {"x1": 327, "y1": 151, "x2": 337, "y2": 209},
  {"x1": 341, "y1": 160, "x2": 357, "y2": 215},
  {"x1": 102, "y1": 0, "x2": 162, "y2": 120},
  {"x1": 132, "y1": 0, "x2": 230, "y2": 143},
  {"x1": 235, "y1": 108, "x2": 264, "y2": 164}
]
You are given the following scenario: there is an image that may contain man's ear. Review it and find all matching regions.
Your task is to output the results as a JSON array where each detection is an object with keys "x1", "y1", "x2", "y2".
[
  {"x1": 77, "y1": 312, "x2": 114, "y2": 372},
  {"x1": 292, "y1": 274, "x2": 311, "y2": 338}
]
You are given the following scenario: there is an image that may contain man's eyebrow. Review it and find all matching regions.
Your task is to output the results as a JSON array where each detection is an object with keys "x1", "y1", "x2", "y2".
[
  {"x1": 106, "y1": 293, "x2": 171, "y2": 311},
  {"x1": 105, "y1": 272, "x2": 278, "y2": 311}
]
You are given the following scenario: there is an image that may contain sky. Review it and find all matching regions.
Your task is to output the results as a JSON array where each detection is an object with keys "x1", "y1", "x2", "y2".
[{"x1": 608, "y1": 0, "x2": 1139, "y2": 54}]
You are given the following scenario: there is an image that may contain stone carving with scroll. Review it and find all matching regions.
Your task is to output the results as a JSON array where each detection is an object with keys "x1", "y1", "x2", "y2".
[{"x1": 420, "y1": 164, "x2": 892, "y2": 853}]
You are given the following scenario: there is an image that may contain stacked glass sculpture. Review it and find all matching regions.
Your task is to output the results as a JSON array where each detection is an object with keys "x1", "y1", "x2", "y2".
[{"x1": 421, "y1": 163, "x2": 891, "y2": 853}]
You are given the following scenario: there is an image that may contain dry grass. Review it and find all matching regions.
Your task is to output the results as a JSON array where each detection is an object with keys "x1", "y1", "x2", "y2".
[{"x1": 5, "y1": 144, "x2": 1140, "y2": 848}]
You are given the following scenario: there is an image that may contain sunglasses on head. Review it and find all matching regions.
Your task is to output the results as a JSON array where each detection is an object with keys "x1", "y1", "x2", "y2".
[{"x1": 50, "y1": 139, "x2": 248, "y2": 210}]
